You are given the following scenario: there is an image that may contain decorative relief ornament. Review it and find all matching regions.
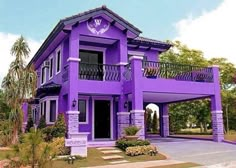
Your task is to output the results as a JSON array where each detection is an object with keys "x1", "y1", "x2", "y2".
[{"x1": 87, "y1": 18, "x2": 110, "y2": 35}]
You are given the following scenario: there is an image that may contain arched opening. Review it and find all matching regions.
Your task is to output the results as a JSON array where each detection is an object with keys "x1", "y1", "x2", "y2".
[{"x1": 145, "y1": 103, "x2": 160, "y2": 136}]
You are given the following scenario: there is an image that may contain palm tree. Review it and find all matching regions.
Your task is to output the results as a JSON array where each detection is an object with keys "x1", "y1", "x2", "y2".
[{"x1": 1, "y1": 36, "x2": 37, "y2": 144}]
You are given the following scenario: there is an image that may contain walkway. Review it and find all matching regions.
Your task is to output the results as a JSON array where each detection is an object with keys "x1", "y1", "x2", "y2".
[{"x1": 150, "y1": 138, "x2": 236, "y2": 166}]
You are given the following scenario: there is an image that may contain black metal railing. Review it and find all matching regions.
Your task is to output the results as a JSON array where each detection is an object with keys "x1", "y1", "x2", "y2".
[
  {"x1": 62, "y1": 65, "x2": 69, "y2": 82},
  {"x1": 79, "y1": 63, "x2": 120, "y2": 81},
  {"x1": 123, "y1": 63, "x2": 132, "y2": 81},
  {"x1": 142, "y1": 61, "x2": 214, "y2": 82}
]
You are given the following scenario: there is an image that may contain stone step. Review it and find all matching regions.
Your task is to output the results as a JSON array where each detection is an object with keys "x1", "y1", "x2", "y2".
[
  {"x1": 110, "y1": 160, "x2": 129, "y2": 164},
  {"x1": 102, "y1": 155, "x2": 124, "y2": 160},
  {"x1": 101, "y1": 150, "x2": 122, "y2": 154},
  {"x1": 97, "y1": 147, "x2": 117, "y2": 150}
]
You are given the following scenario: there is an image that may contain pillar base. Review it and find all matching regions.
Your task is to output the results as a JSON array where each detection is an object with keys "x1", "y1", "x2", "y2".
[
  {"x1": 117, "y1": 112, "x2": 130, "y2": 138},
  {"x1": 130, "y1": 110, "x2": 145, "y2": 140},
  {"x1": 162, "y1": 115, "x2": 169, "y2": 137},
  {"x1": 212, "y1": 111, "x2": 224, "y2": 142}
]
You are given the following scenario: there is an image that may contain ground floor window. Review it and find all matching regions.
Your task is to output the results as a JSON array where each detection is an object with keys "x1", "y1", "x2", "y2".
[
  {"x1": 78, "y1": 98, "x2": 88, "y2": 124},
  {"x1": 39, "y1": 96, "x2": 58, "y2": 124}
]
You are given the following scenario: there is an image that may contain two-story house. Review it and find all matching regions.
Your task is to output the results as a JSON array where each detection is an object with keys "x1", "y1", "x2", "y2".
[{"x1": 24, "y1": 6, "x2": 224, "y2": 148}]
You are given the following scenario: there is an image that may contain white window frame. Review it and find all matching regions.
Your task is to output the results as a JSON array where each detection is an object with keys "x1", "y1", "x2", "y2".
[
  {"x1": 49, "y1": 56, "x2": 54, "y2": 80},
  {"x1": 56, "y1": 47, "x2": 61, "y2": 75},
  {"x1": 40, "y1": 66, "x2": 46, "y2": 85},
  {"x1": 78, "y1": 97, "x2": 89, "y2": 124},
  {"x1": 39, "y1": 96, "x2": 59, "y2": 124}
]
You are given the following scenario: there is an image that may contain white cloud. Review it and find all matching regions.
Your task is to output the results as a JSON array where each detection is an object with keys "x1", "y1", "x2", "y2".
[
  {"x1": 174, "y1": 0, "x2": 236, "y2": 64},
  {"x1": 0, "y1": 32, "x2": 41, "y2": 86}
]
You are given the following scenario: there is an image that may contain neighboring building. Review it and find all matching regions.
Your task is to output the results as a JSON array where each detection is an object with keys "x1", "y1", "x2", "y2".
[{"x1": 24, "y1": 6, "x2": 224, "y2": 147}]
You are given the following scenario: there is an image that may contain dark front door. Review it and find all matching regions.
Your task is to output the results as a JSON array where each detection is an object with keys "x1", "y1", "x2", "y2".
[
  {"x1": 79, "y1": 50, "x2": 103, "y2": 80},
  {"x1": 94, "y1": 100, "x2": 111, "y2": 139}
]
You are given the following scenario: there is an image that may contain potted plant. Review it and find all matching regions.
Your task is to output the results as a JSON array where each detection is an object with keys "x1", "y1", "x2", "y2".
[
  {"x1": 144, "y1": 67, "x2": 159, "y2": 79},
  {"x1": 124, "y1": 126, "x2": 140, "y2": 140}
]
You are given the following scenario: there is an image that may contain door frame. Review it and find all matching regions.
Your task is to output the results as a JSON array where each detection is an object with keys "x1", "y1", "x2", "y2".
[{"x1": 92, "y1": 96, "x2": 113, "y2": 141}]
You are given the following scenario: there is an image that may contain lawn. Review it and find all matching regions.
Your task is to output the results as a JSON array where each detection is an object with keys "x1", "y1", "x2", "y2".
[
  {"x1": 172, "y1": 128, "x2": 236, "y2": 142},
  {"x1": 52, "y1": 147, "x2": 167, "y2": 168}
]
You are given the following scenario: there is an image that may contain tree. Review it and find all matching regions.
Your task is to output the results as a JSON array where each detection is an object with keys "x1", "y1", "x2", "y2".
[
  {"x1": 1, "y1": 36, "x2": 37, "y2": 144},
  {"x1": 51, "y1": 114, "x2": 66, "y2": 138},
  {"x1": 145, "y1": 108, "x2": 153, "y2": 132},
  {"x1": 25, "y1": 116, "x2": 34, "y2": 133},
  {"x1": 152, "y1": 111, "x2": 158, "y2": 133},
  {"x1": 38, "y1": 116, "x2": 47, "y2": 129}
]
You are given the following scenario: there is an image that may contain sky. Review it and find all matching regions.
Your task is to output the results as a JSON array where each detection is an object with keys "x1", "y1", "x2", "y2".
[{"x1": 1, "y1": 0, "x2": 235, "y2": 84}]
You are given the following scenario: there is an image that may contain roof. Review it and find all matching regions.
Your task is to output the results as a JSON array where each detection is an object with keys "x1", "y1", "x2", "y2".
[
  {"x1": 36, "y1": 82, "x2": 61, "y2": 98},
  {"x1": 29, "y1": 6, "x2": 142, "y2": 66},
  {"x1": 128, "y1": 36, "x2": 172, "y2": 50}
]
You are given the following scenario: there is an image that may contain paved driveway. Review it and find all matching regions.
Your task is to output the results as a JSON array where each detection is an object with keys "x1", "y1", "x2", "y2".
[{"x1": 150, "y1": 138, "x2": 236, "y2": 166}]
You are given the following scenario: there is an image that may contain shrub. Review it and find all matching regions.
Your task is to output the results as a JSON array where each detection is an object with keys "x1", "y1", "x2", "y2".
[
  {"x1": 126, "y1": 145, "x2": 157, "y2": 156},
  {"x1": 50, "y1": 137, "x2": 70, "y2": 155},
  {"x1": 116, "y1": 139, "x2": 150, "y2": 151},
  {"x1": 124, "y1": 126, "x2": 140, "y2": 136},
  {"x1": 0, "y1": 121, "x2": 12, "y2": 146},
  {"x1": 42, "y1": 126, "x2": 54, "y2": 142},
  {"x1": 38, "y1": 115, "x2": 46, "y2": 129},
  {"x1": 51, "y1": 114, "x2": 66, "y2": 138},
  {"x1": 25, "y1": 116, "x2": 34, "y2": 133}
]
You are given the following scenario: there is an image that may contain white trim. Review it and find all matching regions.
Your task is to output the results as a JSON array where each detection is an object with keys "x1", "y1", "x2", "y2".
[
  {"x1": 39, "y1": 96, "x2": 59, "y2": 124},
  {"x1": 212, "y1": 65, "x2": 220, "y2": 68},
  {"x1": 115, "y1": 62, "x2": 128, "y2": 65},
  {"x1": 40, "y1": 66, "x2": 46, "y2": 85},
  {"x1": 128, "y1": 51, "x2": 145, "y2": 56},
  {"x1": 66, "y1": 111, "x2": 80, "y2": 114},
  {"x1": 78, "y1": 98, "x2": 89, "y2": 124},
  {"x1": 117, "y1": 112, "x2": 130, "y2": 115},
  {"x1": 55, "y1": 46, "x2": 62, "y2": 75},
  {"x1": 211, "y1": 110, "x2": 223, "y2": 114},
  {"x1": 130, "y1": 110, "x2": 145, "y2": 113},
  {"x1": 92, "y1": 97, "x2": 113, "y2": 141},
  {"x1": 129, "y1": 56, "x2": 143, "y2": 61},
  {"x1": 67, "y1": 57, "x2": 81, "y2": 62},
  {"x1": 49, "y1": 55, "x2": 54, "y2": 80}
]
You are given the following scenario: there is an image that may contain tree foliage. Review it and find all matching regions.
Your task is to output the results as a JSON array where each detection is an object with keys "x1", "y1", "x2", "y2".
[
  {"x1": 160, "y1": 41, "x2": 236, "y2": 133},
  {"x1": 1, "y1": 36, "x2": 37, "y2": 143}
]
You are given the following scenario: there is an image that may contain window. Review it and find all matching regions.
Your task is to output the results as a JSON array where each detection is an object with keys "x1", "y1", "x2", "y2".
[
  {"x1": 49, "y1": 57, "x2": 53, "y2": 79},
  {"x1": 41, "y1": 67, "x2": 46, "y2": 84},
  {"x1": 49, "y1": 100, "x2": 56, "y2": 122},
  {"x1": 78, "y1": 99, "x2": 87, "y2": 123},
  {"x1": 39, "y1": 97, "x2": 58, "y2": 124},
  {"x1": 56, "y1": 50, "x2": 61, "y2": 74}
]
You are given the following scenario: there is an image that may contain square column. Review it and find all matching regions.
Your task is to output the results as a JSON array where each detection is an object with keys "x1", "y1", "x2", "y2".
[
  {"x1": 130, "y1": 56, "x2": 145, "y2": 139},
  {"x1": 211, "y1": 65, "x2": 224, "y2": 142},
  {"x1": 160, "y1": 104, "x2": 169, "y2": 137},
  {"x1": 117, "y1": 95, "x2": 130, "y2": 138}
]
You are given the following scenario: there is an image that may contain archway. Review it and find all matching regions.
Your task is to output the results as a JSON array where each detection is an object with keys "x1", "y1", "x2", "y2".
[{"x1": 145, "y1": 103, "x2": 160, "y2": 136}]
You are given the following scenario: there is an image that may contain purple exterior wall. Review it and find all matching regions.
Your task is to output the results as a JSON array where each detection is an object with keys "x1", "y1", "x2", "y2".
[{"x1": 27, "y1": 8, "x2": 224, "y2": 143}]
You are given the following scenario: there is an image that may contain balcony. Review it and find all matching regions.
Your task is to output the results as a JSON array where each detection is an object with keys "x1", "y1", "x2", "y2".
[
  {"x1": 79, "y1": 62, "x2": 121, "y2": 81},
  {"x1": 124, "y1": 61, "x2": 214, "y2": 83}
]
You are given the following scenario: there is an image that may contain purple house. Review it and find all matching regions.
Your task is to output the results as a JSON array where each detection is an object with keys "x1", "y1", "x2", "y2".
[{"x1": 25, "y1": 6, "x2": 223, "y2": 153}]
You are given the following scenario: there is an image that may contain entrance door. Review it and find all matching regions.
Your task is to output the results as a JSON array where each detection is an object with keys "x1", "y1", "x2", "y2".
[
  {"x1": 79, "y1": 50, "x2": 103, "y2": 80},
  {"x1": 94, "y1": 100, "x2": 111, "y2": 139}
]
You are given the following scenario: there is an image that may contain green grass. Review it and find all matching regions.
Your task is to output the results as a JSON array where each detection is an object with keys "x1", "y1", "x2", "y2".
[
  {"x1": 173, "y1": 128, "x2": 236, "y2": 142},
  {"x1": 148, "y1": 162, "x2": 201, "y2": 168},
  {"x1": 52, "y1": 147, "x2": 166, "y2": 168},
  {"x1": 0, "y1": 150, "x2": 14, "y2": 160}
]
